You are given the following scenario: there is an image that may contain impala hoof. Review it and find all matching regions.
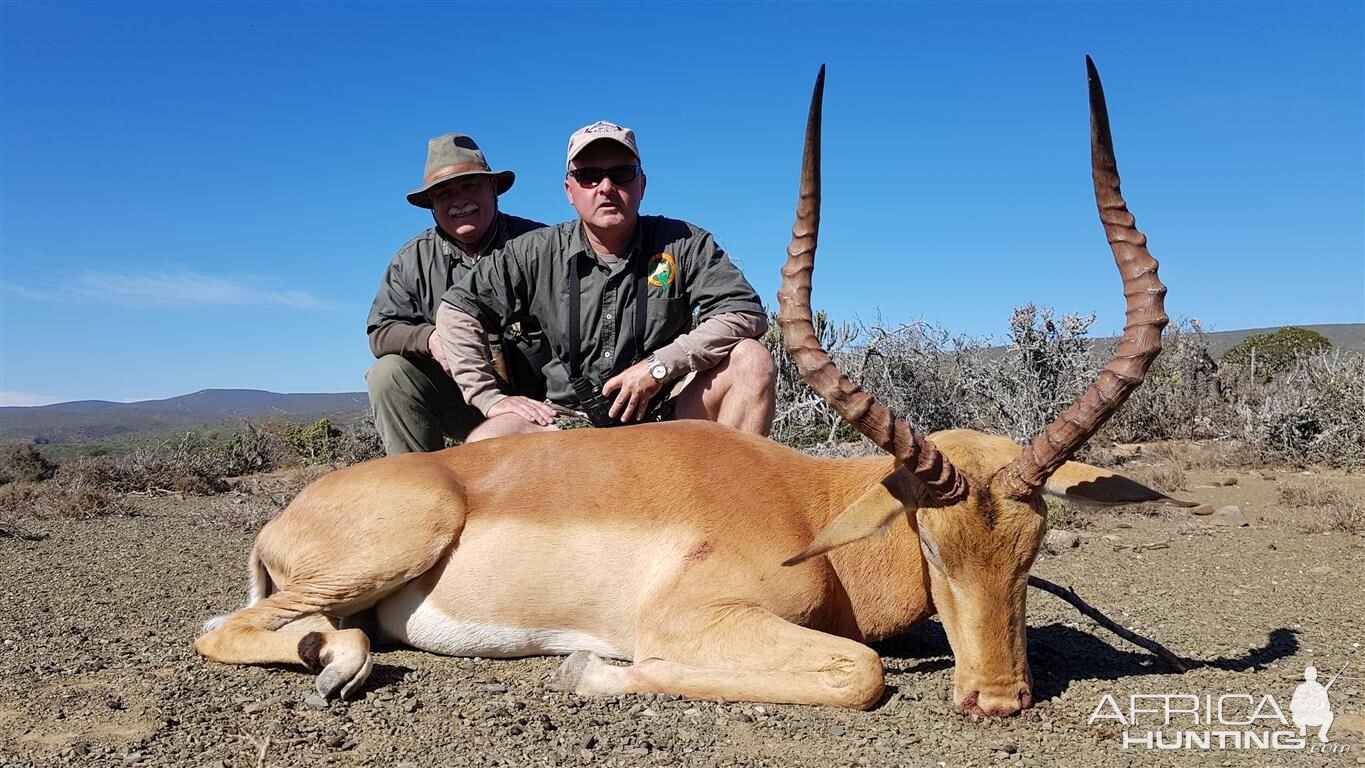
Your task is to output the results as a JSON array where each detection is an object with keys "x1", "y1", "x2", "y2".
[
  {"x1": 548, "y1": 650, "x2": 597, "y2": 693},
  {"x1": 316, "y1": 649, "x2": 372, "y2": 699},
  {"x1": 302, "y1": 629, "x2": 372, "y2": 699}
]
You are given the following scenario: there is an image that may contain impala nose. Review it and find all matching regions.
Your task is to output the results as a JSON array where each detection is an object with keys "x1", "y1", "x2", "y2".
[{"x1": 961, "y1": 688, "x2": 1033, "y2": 717}]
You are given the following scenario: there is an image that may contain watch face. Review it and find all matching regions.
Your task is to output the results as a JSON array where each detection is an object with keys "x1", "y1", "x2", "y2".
[{"x1": 650, "y1": 363, "x2": 668, "y2": 380}]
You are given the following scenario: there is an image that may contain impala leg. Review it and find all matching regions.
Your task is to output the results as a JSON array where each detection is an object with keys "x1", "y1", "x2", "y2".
[
  {"x1": 551, "y1": 607, "x2": 884, "y2": 709},
  {"x1": 194, "y1": 590, "x2": 373, "y2": 699}
]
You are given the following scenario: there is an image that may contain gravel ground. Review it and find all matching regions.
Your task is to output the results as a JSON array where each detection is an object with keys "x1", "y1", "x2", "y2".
[{"x1": 1, "y1": 465, "x2": 1362, "y2": 768}]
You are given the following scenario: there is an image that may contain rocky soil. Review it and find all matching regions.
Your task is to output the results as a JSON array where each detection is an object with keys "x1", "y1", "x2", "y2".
[{"x1": 2, "y1": 463, "x2": 1363, "y2": 767}]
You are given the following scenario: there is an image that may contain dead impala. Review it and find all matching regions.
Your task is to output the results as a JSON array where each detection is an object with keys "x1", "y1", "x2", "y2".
[{"x1": 196, "y1": 58, "x2": 1189, "y2": 716}]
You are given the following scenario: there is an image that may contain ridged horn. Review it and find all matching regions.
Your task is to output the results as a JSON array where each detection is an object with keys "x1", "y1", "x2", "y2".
[
  {"x1": 776, "y1": 66, "x2": 968, "y2": 505},
  {"x1": 1000, "y1": 56, "x2": 1170, "y2": 498}
]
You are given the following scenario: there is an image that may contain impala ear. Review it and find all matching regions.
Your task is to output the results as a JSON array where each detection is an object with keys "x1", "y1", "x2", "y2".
[
  {"x1": 783, "y1": 478, "x2": 915, "y2": 566},
  {"x1": 1044, "y1": 460, "x2": 1198, "y2": 507}
]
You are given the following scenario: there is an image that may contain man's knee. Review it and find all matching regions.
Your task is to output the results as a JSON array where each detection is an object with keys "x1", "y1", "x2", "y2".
[
  {"x1": 366, "y1": 355, "x2": 423, "y2": 406},
  {"x1": 727, "y1": 339, "x2": 777, "y2": 391}
]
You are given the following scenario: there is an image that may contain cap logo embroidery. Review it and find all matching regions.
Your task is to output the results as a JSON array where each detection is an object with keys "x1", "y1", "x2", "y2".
[{"x1": 582, "y1": 121, "x2": 625, "y2": 134}]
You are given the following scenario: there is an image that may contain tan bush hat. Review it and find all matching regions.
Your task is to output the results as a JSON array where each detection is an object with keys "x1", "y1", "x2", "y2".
[
  {"x1": 565, "y1": 121, "x2": 640, "y2": 167},
  {"x1": 407, "y1": 133, "x2": 515, "y2": 208}
]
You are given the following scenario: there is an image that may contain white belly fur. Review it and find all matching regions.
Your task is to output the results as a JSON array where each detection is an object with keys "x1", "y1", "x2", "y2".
[{"x1": 377, "y1": 590, "x2": 625, "y2": 660}]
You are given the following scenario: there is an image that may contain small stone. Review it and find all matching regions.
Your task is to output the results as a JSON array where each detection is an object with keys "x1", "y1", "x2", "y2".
[
  {"x1": 829, "y1": 725, "x2": 846, "y2": 736},
  {"x1": 396, "y1": 763, "x2": 418, "y2": 768},
  {"x1": 1307, "y1": 565, "x2": 1334, "y2": 577},
  {"x1": 1211, "y1": 505, "x2": 1249, "y2": 527},
  {"x1": 304, "y1": 694, "x2": 328, "y2": 710},
  {"x1": 1043, "y1": 529, "x2": 1080, "y2": 554},
  {"x1": 1220, "y1": 477, "x2": 1239, "y2": 486},
  {"x1": 580, "y1": 734, "x2": 598, "y2": 750},
  {"x1": 1190, "y1": 504, "x2": 1216, "y2": 516},
  {"x1": 482, "y1": 683, "x2": 508, "y2": 694},
  {"x1": 242, "y1": 701, "x2": 269, "y2": 715},
  {"x1": 624, "y1": 747, "x2": 650, "y2": 757}
]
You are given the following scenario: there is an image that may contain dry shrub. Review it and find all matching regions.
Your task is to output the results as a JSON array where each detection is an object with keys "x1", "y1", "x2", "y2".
[
  {"x1": 763, "y1": 305, "x2": 1094, "y2": 453},
  {"x1": 0, "y1": 479, "x2": 135, "y2": 520},
  {"x1": 964, "y1": 306, "x2": 1097, "y2": 442},
  {"x1": 0, "y1": 444, "x2": 57, "y2": 484},
  {"x1": 1103, "y1": 320, "x2": 1231, "y2": 443},
  {"x1": 1324, "y1": 502, "x2": 1365, "y2": 533},
  {"x1": 1235, "y1": 352, "x2": 1365, "y2": 468},
  {"x1": 339, "y1": 414, "x2": 384, "y2": 466},
  {"x1": 1279, "y1": 481, "x2": 1365, "y2": 534},
  {"x1": 57, "y1": 444, "x2": 228, "y2": 496},
  {"x1": 220, "y1": 422, "x2": 287, "y2": 476},
  {"x1": 1277, "y1": 482, "x2": 1349, "y2": 509}
]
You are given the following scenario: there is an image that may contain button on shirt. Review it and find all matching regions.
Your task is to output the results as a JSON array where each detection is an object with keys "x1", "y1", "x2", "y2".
[{"x1": 441, "y1": 216, "x2": 766, "y2": 408}]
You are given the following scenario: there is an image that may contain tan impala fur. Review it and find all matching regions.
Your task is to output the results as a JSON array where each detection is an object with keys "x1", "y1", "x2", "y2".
[{"x1": 196, "y1": 60, "x2": 1188, "y2": 715}]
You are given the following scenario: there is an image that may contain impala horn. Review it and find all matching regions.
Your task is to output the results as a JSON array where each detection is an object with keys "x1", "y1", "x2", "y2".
[
  {"x1": 776, "y1": 66, "x2": 969, "y2": 505},
  {"x1": 999, "y1": 56, "x2": 1170, "y2": 498}
]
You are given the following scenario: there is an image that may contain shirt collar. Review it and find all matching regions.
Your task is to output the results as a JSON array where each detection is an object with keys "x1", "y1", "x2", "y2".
[
  {"x1": 437, "y1": 212, "x2": 505, "y2": 262},
  {"x1": 569, "y1": 217, "x2": 646, "y2": 267}
]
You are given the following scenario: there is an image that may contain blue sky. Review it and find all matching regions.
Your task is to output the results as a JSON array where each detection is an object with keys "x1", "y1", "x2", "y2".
[{"x1": 1, "y1": 1, "x2": 1361, "y2": 406}]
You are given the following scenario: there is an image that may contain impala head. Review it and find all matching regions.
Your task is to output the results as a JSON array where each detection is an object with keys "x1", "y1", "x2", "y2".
[{"x1": 778, "y1": 61, "x2": 1192, "y2": 717}]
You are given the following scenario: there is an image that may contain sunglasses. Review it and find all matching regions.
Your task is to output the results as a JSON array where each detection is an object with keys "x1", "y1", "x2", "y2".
[{"x1": 567, "y1": 165, "x2": 642, "y2": 188}]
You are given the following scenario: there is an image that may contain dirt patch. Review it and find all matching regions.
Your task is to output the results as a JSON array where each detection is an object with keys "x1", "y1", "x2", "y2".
[{"x1": 1, "y1": 463, "x2": 1363, "y2": 767}]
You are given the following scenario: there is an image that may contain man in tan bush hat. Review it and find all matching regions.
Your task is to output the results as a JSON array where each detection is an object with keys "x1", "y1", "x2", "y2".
[
  {"x1": 437, "y1": 121, "x2": 776, "y2": 441},
  {"x1": 365, "y1": 133, "x2": 549, "y2": 454}
]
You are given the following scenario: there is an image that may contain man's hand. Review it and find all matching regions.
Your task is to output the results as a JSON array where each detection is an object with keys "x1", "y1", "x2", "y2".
[
  {"x1": 602, "y1": 360, "x2": 665, "y2": 423},
  {"x1": 426, "y1": 328, "x2": 449, "y2": 374},
  {"x1": 485, "y1": 396, "x2": 557, "y2": 426}
]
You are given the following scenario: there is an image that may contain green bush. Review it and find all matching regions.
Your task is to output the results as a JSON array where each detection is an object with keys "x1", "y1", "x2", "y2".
[
  {"x1": 1222, "y1": 327, "x2": 1331, "y2": 381},
  {"x1": 283, "y1": 418, "x2": 347, "y2": 465}
]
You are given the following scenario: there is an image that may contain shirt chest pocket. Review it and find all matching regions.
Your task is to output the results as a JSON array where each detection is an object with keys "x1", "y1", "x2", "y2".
[{"x1": 643, "y1": 296, "x2": 689, "y2": 347}]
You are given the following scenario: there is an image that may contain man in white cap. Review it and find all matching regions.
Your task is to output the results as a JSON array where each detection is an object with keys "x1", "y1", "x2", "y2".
[
  {"x1": 436, "y1": 121, "x2": 776, "y2": 441},
  {"x1": 366, "y1": 133, "x2": 549, "y2": 454}
]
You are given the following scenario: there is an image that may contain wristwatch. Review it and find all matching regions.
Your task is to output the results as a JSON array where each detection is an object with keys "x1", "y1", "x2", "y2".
[{"x1": 647, "y1": 354, "x2": 668, "y2": 382}]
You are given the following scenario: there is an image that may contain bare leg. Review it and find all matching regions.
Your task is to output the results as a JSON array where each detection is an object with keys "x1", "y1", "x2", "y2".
[
  {"x1": 550, "y1": 605, "x2": 883, "y2": 709},
  {"x1": 466, "y1": 413, "x2": 559, "y2": 443},
  {"x1": 674, "y1": 339, "x2": 777, "y2": 436}
]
